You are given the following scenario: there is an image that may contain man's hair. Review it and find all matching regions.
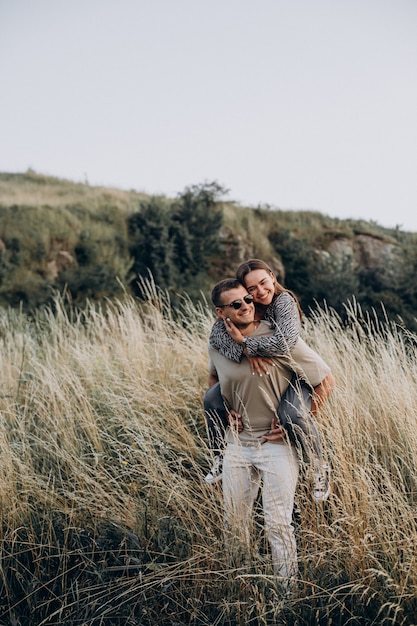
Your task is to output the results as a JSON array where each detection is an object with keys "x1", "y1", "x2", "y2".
[{"x1": 211, "y1": 278, "x2": 242, "y2": 307}]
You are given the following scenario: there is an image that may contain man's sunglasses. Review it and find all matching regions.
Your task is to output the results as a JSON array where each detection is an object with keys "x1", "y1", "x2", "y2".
[{"x1": 218, "y1": 294, "x2": 254, "y2": 310}]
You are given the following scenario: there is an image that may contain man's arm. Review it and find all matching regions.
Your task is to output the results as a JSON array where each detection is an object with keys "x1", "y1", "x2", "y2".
[
  {"x1": 311, "y1": 372, "x2": 335, "y2": 415},
  {"x1": 206, "y1": 372, "x2": 243, "y2": 433},
  {"x1": 208, "y1": 373, "x2": 219, "y2": 388}
]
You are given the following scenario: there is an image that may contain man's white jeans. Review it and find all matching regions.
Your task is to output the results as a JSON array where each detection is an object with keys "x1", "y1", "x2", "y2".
[{"x1": 223, "y1": 440, "x2": 299, "y2": 581}]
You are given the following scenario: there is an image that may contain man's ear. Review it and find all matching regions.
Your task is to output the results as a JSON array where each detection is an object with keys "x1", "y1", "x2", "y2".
[{"x1": 215, "y1": 306, "x2": 226, "y2": 319}]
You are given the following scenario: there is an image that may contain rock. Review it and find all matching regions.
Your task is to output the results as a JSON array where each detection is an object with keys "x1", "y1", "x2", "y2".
[
  {"x1": 327, "y1": 235, "x2": 398, "y2": 276},
  {"x1": 45, "y1": 250, "x2": 74, "y2": 280}
]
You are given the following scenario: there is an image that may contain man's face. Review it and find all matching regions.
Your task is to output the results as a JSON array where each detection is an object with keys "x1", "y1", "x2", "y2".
[{"x1": 215, "y1": 286, "x2": 255, "y2": 328}]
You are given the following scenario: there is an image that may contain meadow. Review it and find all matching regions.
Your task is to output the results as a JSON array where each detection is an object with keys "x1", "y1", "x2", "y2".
[{"x1": 0, "y1": 282, "x2": 416, "y2": 625}]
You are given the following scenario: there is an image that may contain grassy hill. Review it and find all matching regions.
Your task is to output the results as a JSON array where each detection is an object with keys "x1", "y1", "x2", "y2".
[{"x1": 1, "y1": 170, "x2": 417, "y2": 331}]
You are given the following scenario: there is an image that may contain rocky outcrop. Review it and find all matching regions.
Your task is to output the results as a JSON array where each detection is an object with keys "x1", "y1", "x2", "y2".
[{"x1": 327, "y1": 234, "x2": 399, "y2": 275}]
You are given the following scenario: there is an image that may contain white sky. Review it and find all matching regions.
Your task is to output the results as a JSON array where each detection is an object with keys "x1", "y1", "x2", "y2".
[{"x1": 1, "y1": 0, "x2": 417, "y2": 231}]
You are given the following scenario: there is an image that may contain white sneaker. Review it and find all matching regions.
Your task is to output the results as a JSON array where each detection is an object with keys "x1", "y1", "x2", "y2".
[
  {"x1": 204, "y1": 456, "x2": 223, "y2": 484},
  {"x1": 312, "y1": 463, "x2": 331, "y2": 501}
]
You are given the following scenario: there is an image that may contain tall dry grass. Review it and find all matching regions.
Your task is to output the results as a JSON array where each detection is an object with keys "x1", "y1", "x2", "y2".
[{"x1": 0, "y1": 285, "x2": 416, "y2": 625}]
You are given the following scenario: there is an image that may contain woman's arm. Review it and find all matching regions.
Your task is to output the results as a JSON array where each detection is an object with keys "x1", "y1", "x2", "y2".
[{"x1": 240, "y1": 292, "x2": 301, "y2": 358}]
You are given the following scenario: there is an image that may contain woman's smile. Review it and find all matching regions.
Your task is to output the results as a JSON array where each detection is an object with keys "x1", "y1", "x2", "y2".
[{"x1": 244, "y1": 269, "x2": 275, "y2": 306}]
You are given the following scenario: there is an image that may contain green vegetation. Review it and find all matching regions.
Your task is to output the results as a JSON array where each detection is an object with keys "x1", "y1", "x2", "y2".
[
  {"x1": 1, "y1": 170, "x2": 417, "y2": 332},
  {"x1": 0, "y1": 287, "x2": 416, "y2": 624},
  {"x1": 128, "y1": 182, "x2": 224, "y2": 303}
]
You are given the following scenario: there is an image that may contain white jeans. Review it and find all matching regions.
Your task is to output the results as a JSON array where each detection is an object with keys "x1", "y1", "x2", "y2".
[{"x1": 223, "y1": 441, "x2": 299, "y2": 581}]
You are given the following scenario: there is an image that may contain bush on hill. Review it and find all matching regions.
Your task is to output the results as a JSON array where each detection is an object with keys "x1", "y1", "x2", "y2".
[{"x1": 128, "y1": 182, "x2": 224, "y2": 303}]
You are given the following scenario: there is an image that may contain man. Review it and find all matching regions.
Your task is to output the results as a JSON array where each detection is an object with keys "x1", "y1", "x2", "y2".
[{"x1": 208, "y1": 278, "x2": 334, "y2": 586}]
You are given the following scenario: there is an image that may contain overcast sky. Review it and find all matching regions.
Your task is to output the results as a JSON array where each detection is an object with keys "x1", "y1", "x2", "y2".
[{"x1": 1, "y1": 0, "x2": 417, "y2": 231}]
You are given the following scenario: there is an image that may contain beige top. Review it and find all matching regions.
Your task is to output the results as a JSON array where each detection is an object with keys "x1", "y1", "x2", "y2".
[{"x1": 208, "y1": 321, "x2": 330, "y2": 445}]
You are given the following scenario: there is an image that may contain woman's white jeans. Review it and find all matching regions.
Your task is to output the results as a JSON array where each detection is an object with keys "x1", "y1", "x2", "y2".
[{"x1": 223, "y1": 441, "x2": 299, "y2": 581}]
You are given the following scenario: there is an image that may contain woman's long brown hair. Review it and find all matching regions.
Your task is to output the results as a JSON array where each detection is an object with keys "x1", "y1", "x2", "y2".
[{"x1": 236, "y1": 258, "x2": 303, "y2": 320}]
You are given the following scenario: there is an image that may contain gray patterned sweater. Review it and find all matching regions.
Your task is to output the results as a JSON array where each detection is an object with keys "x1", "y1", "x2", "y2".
[{"x1": 209, "y1": 291, "x2": 301, "y2": 362}]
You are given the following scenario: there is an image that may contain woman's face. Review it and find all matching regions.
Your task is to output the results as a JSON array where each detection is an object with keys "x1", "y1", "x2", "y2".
[{"x1": 243, "y1": 269, "x2": 275, "y2": 306}]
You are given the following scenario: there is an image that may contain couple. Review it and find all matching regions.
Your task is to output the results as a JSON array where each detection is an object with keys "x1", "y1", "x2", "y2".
[{"x1": 205, "y1": 259, "x2": 335, "y2": 586}]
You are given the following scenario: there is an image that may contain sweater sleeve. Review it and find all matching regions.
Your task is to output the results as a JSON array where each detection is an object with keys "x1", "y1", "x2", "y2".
[
  {"x1": 244, "y1": 292, "x2": 301, "y2": 357},
  {"x1": 209, "y1": 318, "x2": 245, "y2": 362}
]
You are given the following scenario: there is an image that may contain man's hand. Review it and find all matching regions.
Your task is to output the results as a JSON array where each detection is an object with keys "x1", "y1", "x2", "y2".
[
  {"x1": 311, "y1": 372, "x2": 335, "y2": 414},
  {"x1": 228, "y1": 409, "x2": 244, "y2": 433},
  {"x1": 262, "y1": 417, "x2": 286, "y2": 442}
]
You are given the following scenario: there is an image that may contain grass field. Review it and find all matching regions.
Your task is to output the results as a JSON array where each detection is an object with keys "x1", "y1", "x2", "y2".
[{"x1": 0, "y1": 283, "x2": 416, "y2": 625}]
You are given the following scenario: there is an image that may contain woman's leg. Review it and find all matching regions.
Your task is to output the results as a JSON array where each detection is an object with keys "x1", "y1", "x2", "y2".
[
  {"x1": 203, "y1": 382, "x2": 229, "y2": 454},
  {"x1": 278, "y1": 376, "x2": 330, "y2": 501},
  {"x1": 278, "y1": 375, "x2": 323, "y2": 459}
]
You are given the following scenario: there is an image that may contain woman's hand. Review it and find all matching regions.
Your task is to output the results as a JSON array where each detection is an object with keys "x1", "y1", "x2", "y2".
[
  {"x1": 228, "y1": 409, "x2": 244, "y2": 433},
  {"x1": 247, "y1": 355, "x2": 275, "y2": 376},
  {"x1": 262, "y1": 418, "x2": 286, "y2": 442},
  {"x1": 224, "y1": 317, "x2": 245, "y2": 344},
  {"x1": 224, "y1": 317, "x2": 274, "y2": 376}
]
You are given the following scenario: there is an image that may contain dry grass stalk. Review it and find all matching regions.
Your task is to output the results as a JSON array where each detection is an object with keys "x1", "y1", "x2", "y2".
[{"x1": 0, "y1": 288, "x2": 416, "y2": 624}]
